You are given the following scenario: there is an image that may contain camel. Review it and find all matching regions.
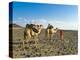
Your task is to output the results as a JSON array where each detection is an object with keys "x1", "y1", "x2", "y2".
[
  {"x1": 23, "y1": 24, "x2": 43, "y2": 48},
  {"x1": 46, "y1": 24, "x2": 58, "y2": 40},
  {"x1": 30, "y1": 24, "x2": 43, "y2": 43},
  {"x1": 24, "y1": 24, "x2": 43, "y2": 41}
]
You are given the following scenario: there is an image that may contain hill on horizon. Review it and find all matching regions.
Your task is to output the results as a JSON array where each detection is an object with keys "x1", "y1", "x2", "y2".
[{"x1": 9, "y1": 23, "x2": 24, "y2": 28}]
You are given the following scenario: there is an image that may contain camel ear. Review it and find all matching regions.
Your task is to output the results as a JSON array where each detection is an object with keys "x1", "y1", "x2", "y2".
[
  {"x1": 56, "y1": 28, "x2": 58, "y2": 30},
  {"x1": 39, "y1": 25, "x2": 41, "y2": 28}
]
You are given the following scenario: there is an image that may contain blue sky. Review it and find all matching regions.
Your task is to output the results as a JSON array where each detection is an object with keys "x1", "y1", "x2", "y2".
[{"x1": 11, "y1": 2, "x2": 78, "y2": 30}]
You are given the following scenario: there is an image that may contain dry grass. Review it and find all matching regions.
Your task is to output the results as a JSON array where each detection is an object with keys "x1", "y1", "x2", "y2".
[{"x1": 9, "y1": 28, "x2": 78, "y2": 58}]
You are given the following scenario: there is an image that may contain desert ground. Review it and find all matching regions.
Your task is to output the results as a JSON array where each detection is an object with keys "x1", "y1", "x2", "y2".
[{"x1": 9, "y1": 25, "x2": 78, "y2": 58}]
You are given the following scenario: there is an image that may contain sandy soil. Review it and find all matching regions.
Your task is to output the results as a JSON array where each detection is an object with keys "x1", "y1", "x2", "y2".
[{"x1": 9, "y1": 28, "x2": 78, "y2": 58}]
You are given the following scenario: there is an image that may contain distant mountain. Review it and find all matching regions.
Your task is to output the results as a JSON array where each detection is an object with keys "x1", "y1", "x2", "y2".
[{"x1": 9, "y1": 24, "x2": 23, "y2": 28}]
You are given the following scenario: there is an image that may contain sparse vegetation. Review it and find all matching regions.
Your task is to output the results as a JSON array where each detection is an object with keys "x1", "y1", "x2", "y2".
[{"x1": 10, "y1": 27, "x2": 78, "y2": 58}]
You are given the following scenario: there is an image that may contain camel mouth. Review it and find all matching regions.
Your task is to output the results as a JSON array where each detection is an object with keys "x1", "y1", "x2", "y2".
[{"x1": 32, "y1": 28, "x2": 39, "y2": 33}]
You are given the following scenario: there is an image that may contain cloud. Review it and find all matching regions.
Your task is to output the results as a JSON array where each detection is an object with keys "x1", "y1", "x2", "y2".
[{"x1": 13, "y1": 17, "x2": 78, "y2": 30}]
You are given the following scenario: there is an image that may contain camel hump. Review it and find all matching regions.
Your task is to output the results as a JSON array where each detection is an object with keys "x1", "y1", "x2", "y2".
[
  {"x1": 32, "y1": 28, "x2": 39, "y2": 33},
  {"x1": 48, "y1": 25, "x2": 53, "y2": 29}
]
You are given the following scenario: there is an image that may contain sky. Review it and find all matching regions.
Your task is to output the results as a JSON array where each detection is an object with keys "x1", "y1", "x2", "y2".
[{"x1": 10, "y1": 1, "x2": 78, "y2": 30}]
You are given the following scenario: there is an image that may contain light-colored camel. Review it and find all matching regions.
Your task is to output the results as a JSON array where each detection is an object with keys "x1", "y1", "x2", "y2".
[
  {"x1": 46, "y1": 24, "x2": 58, "y2": 40},
  {"x1": 23, "y1": 24, "x2": 43, "y2": 48},
  {"x1": 32, "y1": 25, "x2": 43, "y2": 39},
  {"x1": 30, "y1": 25, "x2": 43, "y2": 46},
  {"x1": 24, "y1": 24, "x2": 43, "y2": 41}
]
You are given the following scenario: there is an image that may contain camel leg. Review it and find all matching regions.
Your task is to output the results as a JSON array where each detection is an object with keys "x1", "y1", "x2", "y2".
[
  {"x1": 35, "y1": 38, "x2": 39, "y2": 48},
  {"x1": 22, "y1": 40, "x2": 25, "y2": 50},
  {"x1": 21, "y1": 39, "x2": 26, "y2": 55},
  {"x1": 51, "y1": 34, "x2": 53, "y2": 40},
  {"x1": 50, "y1": 34, "x2": 52, "y2": 40},
  {"x1": 46, "y1": 33, "x2": 49, "y2": 40},
  {"x1": 24, "y1": 34, "x2": 26, "y2": 40},
  {"x1": 34, "y1": 35, "x2": 39, "y2": 48},
  {"x1": 60, "y1": 35, "x2": 63, "y2": 40},
  {"x1": 26, "y1": 34, "x2": 31, "y2": 42}
]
